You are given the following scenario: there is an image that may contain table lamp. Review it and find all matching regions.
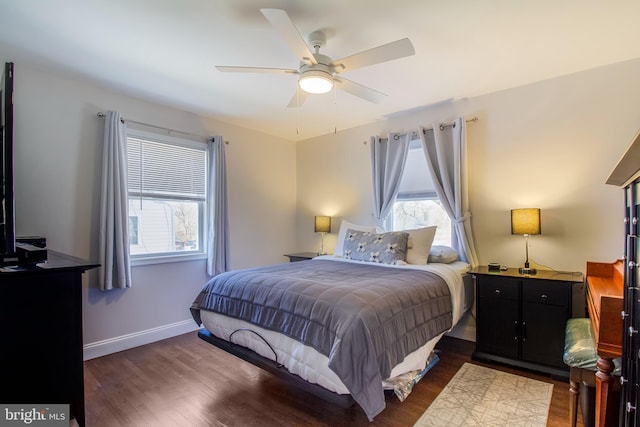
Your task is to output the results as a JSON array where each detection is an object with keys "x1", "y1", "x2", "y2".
[
  {"x1": 511, "y1": 208, "x2": 541, "y2": 275},
  {"x1": 314, "y1": 216, "x2": 331, "y2": 255}
]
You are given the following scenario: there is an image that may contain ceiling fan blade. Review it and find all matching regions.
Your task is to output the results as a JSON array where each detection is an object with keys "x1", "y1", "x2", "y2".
[
  {"x1": 334, "y1": 77, "x2": 387, "y2": 104},
  {"x1": 215, "y1": 66, "x2": 298, "y2": 75},
  {"x1": 260, "y1": 8, "x2": 317, "y2": 65},
  {"x1": 286, "y1": 89, "x2": 310, "y2": 108},
  {"x1": 331, "y1": 38, "x2": 415, "y2": 73}
]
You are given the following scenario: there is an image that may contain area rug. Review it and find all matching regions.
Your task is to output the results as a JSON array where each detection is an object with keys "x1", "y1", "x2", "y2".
[{"x1": 413, "y1": 363, "x2": 553, "y2": 426}]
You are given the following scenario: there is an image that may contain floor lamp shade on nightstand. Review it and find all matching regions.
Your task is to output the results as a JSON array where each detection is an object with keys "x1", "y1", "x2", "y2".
[
  {"x1": 314, "y1": 216, "x2": 331, "y2": 255},
  {"x1": 511, "y1": 208, "x2": 541, "y2": 275}
]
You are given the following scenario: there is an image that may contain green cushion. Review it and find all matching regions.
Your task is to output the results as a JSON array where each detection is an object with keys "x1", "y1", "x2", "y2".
[
  {"x1": 563, "y1": 318, "x2": 621, "y2": 374},
  {"x1": 563, "y1": 318, "x2": 598, "y2": 370}
]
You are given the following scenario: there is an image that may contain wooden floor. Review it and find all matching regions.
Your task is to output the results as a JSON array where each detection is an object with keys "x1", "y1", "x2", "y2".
[{"x1": 84, "y1": 333, "x2": 584, "y2": 426}]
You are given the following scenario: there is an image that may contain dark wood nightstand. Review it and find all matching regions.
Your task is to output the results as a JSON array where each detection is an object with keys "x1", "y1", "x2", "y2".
[
  {"x1": 284, "y1": 252, "x2": 318, "y2": 262},
  {"x1": 471, "y1": 266, "x2": 583, "y2": 378}
]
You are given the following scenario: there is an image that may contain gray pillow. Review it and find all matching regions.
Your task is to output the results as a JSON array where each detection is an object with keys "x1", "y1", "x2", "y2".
[
  {"x1": 342, "y1": 229, "x2": 409, "y2": 265},
  {"x1": 428, "y1": 245, "x2": 459, "y2": 263}
]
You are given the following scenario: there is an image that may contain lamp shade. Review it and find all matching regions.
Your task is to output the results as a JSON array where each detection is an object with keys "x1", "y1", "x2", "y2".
[
  {"x1": 511, "y1": 208, "x2": 541, "y2": 235},
  {"x1": 314, "y1": 216, "x2": 331, "y2": 233}
]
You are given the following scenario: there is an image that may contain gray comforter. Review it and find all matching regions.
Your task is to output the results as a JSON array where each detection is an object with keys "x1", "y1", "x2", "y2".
[{"x1": 190, "y1": 259, "x2": 452, "y2": 421}]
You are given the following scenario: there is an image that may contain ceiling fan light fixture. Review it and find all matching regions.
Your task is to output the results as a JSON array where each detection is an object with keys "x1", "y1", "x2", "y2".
[{"x1": 298, "y1": 69, "x2": 333, "y2": 94}]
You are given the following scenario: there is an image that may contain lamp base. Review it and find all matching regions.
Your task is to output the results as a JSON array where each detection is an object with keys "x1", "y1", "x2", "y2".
[{"x1": 519, "y1": 267, "x2": 537, "y2": 275}]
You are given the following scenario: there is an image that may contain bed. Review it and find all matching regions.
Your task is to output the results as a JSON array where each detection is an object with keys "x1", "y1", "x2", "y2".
[{"x1": 190, "y1": 225, "x2": 472, "y2": 421}]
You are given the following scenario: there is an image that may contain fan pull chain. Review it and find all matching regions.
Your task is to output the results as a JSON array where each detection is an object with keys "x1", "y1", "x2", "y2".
[
  {"x1": 333, "y1": 84, "x2": 337, "y2": 134},
  {"x1": 296, "y1": 86, "x2": 300, "y2": 135}
]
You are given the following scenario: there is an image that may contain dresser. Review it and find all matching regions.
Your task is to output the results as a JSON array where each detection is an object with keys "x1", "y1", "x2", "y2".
[
  {"x1": 0, "y1": 252, "x2": 98, "y2": 427},
  {"x1": 606, "y1": 127, "x2": 640, "y2": 427},
  {"x1": 472, "y1": 266, "x2": 583, "y2": 378}
]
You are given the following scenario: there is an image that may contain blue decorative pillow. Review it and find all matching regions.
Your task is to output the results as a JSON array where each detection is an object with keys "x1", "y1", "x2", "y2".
[{"x1": 342, "y1": 229, "x2": 409, "y2": 264}]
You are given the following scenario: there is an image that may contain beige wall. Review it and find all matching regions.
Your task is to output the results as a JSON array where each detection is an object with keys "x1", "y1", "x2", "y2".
[
  {"x1": 6, "y1": 51, "x2": 640, "y2": 354},
  {"x1": 296, "y1": 58, "x2": 640, "y2": 274},
  {"x1": 6, "y1": 60, "x2": 297, "y2": 356}
]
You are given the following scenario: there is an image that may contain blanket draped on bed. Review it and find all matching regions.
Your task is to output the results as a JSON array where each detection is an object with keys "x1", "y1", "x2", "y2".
[{"x1": 190, "y1": 259, "x2": 452, "y2": 421}]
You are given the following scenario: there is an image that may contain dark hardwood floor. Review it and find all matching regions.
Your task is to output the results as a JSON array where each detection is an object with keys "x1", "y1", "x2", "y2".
[{"x1": 84, "y1": 333, "x2": 583, "y2": 426}]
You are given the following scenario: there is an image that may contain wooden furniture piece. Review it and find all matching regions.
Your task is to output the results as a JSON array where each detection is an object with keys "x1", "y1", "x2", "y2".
[
  {"x1": 471, "y1": 266, "x2": 583, "y2": 378},
  {"x1": 0, "y1": 252, "x2": 98, "y2": 427},
  {"x1": 585, "y1": 260, "x2": 624, "y2": 427},
  {"x1": 606, "y1": 127, "x2": 640, "y2": 427},
  {"x1": 283, "y1": 252, "x2": 317, "y2": 262}
]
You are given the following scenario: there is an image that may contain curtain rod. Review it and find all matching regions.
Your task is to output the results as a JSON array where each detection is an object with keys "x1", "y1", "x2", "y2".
[
  {"x1": 426, "y1": 116, "x2": 478, "y2": 132},
  {"x1": 96, "y1": 112, "x2": 228, "y2": 144},
  {"x1": 387, "y1": 116, "x2": 478, "y2": 141},
  {"x1": 405, "y1": 116, "x2": 479, "y2": 140}
]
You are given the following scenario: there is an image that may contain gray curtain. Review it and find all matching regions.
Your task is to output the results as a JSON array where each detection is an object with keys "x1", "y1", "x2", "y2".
[
  {"x1": 370, "y1": 133, "x2": 410, "y2": 225},
  {"x1": 420, "y1": 117, "x2": 479, "y2": 266},
  {"x1": 98, "y1": 110, "x2": 132, "y2": 290},
  {"x1": 206, "y1": 136, "x2": 230, "y2": 276}
]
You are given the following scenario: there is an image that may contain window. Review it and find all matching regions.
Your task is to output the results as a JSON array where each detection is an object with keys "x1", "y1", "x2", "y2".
[
  {"x1": 391, "y1": 139, "x2": 452, "y2": 246},
  {"x1": 129, "y1": 216, "x2": 139, "y2": 245},
  {"x1": 127, "y1": 131, "x2": 207, "y2": 261}
]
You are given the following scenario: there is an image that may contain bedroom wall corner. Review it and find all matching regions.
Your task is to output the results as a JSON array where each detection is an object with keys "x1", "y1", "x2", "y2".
[{"x1": 3, "y1": 57, "x2": 297, "y2": 356}]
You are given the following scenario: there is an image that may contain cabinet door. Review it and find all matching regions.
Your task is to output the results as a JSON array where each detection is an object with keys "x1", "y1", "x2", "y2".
[
  {"x1": 0, "y1": 271, "x2": 84, "y2": 418},
  {"x1": 521, "y1": 279, "x2": 570, "y2": 368},
  {"x1": 476, "y1": 275, "x2": 520, "y2": 359}
]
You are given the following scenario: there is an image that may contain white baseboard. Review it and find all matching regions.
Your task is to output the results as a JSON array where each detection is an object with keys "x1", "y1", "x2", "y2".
[
  {"x1": 446, "y1": 311, "x2": 476, "y2": 342},
  {"x1": 83, "y1": 316, "x2": 475, "y2": 361},
  {"x1": 446, "y1": 322, "x2": 476, "y2": 342},
  {"x1": 83, "y1": 319, "x2": 200, "y2": 360}
]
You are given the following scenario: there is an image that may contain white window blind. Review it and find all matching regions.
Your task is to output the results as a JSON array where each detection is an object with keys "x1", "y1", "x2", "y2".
[
  {"x1": 127, "y1": 137, "x2": 206, "y2": 200},
  {"x1": 397, "y1": 140, "x2": 436, "y2": 200}
]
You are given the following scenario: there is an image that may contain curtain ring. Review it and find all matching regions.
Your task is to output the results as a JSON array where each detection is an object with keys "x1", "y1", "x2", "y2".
[
  {"x1": 439, "y1": 124, "x2": 445, "y2": 131},
  {"x1": 393, "y1": 134, "x2": 400, "y2": 140}
]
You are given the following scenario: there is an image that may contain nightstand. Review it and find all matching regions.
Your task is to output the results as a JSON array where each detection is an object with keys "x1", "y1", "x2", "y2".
[
  {"x1": 284, "y1": 252, "x2": 317, "y2": 262},
  {"x1": 471, "y1": 266, "x2": 583, "y2": 378}
]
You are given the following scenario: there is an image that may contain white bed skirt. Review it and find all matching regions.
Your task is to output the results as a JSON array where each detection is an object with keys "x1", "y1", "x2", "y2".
[{"x1": 201, "y1": 310, "x2": 445, "y2": 395}]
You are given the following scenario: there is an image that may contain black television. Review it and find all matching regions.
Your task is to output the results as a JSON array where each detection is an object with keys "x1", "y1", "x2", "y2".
[{"x1": 1, "y1": 62, "x2": 16, "y2": 264}]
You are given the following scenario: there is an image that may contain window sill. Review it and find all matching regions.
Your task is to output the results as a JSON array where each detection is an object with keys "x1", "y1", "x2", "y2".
[{"x1": 131, "y1": 252, "x2": 206, "y2": 267}]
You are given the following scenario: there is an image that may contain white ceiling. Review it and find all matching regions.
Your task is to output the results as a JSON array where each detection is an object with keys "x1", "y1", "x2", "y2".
[{"x1": 1, "y1": 0, "x2": 640, "y2": 141}]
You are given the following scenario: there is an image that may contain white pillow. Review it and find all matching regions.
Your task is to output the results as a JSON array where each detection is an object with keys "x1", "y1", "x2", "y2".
[
  {"x1": 404, "y1": 226, "x2": 437, "y2": 264},
  {"x1": 428, "y1": 245, "x2": 459, "y2": 263},
  {"x1": 334, "y1": 220, "x2": 379, "y2": 256}
]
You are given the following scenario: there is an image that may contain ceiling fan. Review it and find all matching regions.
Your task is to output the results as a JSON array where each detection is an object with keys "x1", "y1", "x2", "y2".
[{"x1": 216, "y1": 8, "x2": 415, "y2": 107}]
